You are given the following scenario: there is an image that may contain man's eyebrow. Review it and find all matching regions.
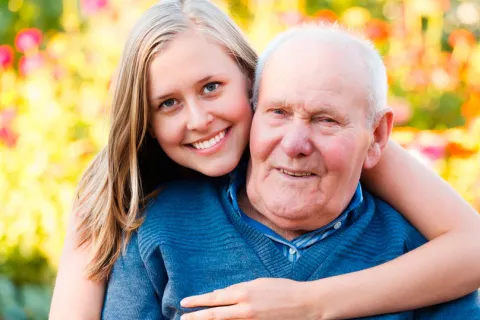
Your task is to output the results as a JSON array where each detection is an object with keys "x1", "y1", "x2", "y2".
[
  {"x1": 263, "y1": 100, "x2": 341, "y2": 112},
  {"x1": 263, "y1": 100, "x2": 292, "y2": 109},
  {"x1": 262, "y1": 99, "x2": 350, "y2": 119}
]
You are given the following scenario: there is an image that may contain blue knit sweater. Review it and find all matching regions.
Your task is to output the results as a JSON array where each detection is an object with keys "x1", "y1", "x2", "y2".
[{"x1": 102, "y1": 177, "x2": 480, "y2": 319}]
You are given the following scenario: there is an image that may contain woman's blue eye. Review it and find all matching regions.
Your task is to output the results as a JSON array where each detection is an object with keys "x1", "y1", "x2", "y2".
[
  {"x1": 203, "y1": 82, "x2": 220, "y2": 94},
  {"x1": 160, "y1": 98, "x2": 177, "y2": 108}
]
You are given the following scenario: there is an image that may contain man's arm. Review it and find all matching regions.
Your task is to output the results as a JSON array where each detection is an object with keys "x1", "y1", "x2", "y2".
[{"x1": 102, "y1": 232, "x2": 165, "y2": 320}]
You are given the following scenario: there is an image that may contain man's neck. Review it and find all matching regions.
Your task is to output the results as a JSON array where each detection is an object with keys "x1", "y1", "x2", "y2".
[{"x1": 238, "y1": 188, "x2": 307, "y2": 241}]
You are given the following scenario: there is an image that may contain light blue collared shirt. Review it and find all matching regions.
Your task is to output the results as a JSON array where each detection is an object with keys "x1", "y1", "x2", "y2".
[{"x1": 227, "y1": 168, "x2": 364, "y2": 262}]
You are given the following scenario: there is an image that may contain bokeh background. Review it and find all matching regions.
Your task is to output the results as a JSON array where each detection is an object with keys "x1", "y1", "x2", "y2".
[{"x1": 0, "y1": 0, "x2": 479, "y2": 318}]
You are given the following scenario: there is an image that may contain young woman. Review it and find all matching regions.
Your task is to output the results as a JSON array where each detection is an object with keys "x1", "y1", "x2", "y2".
[{"x1": 49, "y1": 0, "x2": 480, "y2": 319}]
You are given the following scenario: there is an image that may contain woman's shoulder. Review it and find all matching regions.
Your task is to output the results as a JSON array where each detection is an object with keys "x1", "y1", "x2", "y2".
[
  {"x1": 138, "y1": 176, "x2": 228, "y2": 234},
  {"x1": 147, "y1": 176, "x2": 221, "y2": 208}
]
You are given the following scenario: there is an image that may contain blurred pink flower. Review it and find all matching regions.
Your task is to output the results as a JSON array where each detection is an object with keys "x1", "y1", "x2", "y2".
[
  {"x1": 0, "y1": 45, "x2": 14, "y2": 69},
  {"x1": 419, "y1": 145, "x2": 446, "y2": 161},
  {"x1": 413, "y1": 132, "x2": 448, "y2": 163},
  {"x1": 81, "y1": 0, "x2": 108, "y2": 15},
  {"x1": 15, "y1": 28, "x2": 43, "y2": 53},
  {"x1": 0, "y1": 127, "x2": 18, "y2": 148},
  {"x1": 0, "y1": 109, "x2": 16, "y2": 127},
  {"x1": 0, "y1": 109, "x2": 18, "y2": 148},
  {"x1": 19, "y1": 54, "x2": 45, "y2": 76}
]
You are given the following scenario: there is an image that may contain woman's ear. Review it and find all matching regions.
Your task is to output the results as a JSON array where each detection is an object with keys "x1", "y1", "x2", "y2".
[{"x1": 363, "y1": 108, "x2": 394, "y2": 170}]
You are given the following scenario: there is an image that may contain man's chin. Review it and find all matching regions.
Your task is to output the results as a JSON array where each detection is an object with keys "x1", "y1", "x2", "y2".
[{"x1": 263, "y1": 201, "x2": 316, "y2": 222}]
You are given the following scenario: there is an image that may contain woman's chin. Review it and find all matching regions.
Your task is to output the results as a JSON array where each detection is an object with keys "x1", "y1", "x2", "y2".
[{"x1": 195, "y1": 159, "x2": 239, "y2": 177}]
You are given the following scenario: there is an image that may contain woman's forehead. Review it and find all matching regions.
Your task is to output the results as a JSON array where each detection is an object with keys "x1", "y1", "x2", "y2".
[{"x1": 150, "y1": 32, "x2": 239, "y2": 72}]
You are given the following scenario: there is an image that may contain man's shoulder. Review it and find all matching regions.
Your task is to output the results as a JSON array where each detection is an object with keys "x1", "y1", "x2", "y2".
[
  {"x1": 415, "y1": 289, "x2": 480, "y2": 319},
  {"x1": 364, "y1": 191, "x2": 427, "y2": 250}
]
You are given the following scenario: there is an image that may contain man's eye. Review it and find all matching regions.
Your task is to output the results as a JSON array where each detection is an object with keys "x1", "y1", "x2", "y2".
[
  {"x1": 160, "y1": 98, "x2": 178, "y2": 109},
  {"x1": 315, "y1": 117, "x2": 338, "y2": 124},
  {"x1": 202, "y1": 82, "x2": 220, "y2": 94},
  {"x1": 323, "y1": 118, "x2": 337, "y2": 123},
  {"x1": 272, "y1": 109, "x2": 286, "y2": 115}
]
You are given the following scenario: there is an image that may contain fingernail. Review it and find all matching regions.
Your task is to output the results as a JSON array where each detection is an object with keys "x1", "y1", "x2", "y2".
[{"x1": 180, "y1": 298, "x2": 189, "y2": 307}]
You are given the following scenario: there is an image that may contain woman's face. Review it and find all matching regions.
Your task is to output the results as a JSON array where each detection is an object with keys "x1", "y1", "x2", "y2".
[{"x1": 147, "y1": 30, "x2": 253, "y2": 177}]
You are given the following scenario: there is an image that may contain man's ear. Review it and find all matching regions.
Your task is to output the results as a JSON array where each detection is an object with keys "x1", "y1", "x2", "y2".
[{"x1": 363, "y1": 108, "x2": 394, "y2": 170}]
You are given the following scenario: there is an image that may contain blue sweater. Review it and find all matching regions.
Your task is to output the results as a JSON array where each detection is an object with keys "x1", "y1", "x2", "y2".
[{"x1": 102, "y1": 177, "x2": 480, "y2": 319}]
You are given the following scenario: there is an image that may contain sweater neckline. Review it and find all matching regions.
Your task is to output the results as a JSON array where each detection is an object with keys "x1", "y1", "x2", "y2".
[{"x1": 220, "y1": 185, "x2": 371, "y2": 280}]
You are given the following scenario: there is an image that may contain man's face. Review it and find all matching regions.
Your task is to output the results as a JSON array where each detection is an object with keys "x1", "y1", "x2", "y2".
[{"x1": 246, "y1": 39, "x2": 379, "y2": 232}]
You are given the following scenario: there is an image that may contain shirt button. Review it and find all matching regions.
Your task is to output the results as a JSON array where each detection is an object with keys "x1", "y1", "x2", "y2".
[
  {"x1": 334, "y1": 222, "x2": 342, "y2": 230},
  {"x1": 289, "y1": 247, "x2": 297, "y2": 255}
]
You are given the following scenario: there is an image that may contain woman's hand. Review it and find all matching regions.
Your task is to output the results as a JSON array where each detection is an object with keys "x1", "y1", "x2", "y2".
[{"x1": 180, "y1": 278, "x2": 322, "y2": 320}]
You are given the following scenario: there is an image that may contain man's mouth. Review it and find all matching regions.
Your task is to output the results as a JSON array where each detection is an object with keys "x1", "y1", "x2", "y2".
[
  {"x1": 190, "y1": 128, "x2": 229, "y2": 150},
  {"x1": 279, "y1": 168, "x2": 314, "y2": 177}
]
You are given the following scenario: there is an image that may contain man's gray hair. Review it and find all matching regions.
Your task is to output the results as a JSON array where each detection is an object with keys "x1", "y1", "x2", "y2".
[{"x1": 252, "y1": 23, "x2": 389, "y2": 124}]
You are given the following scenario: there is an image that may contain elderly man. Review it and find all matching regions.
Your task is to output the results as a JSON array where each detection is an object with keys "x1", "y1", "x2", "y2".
[{"x1": 103, "y1": 25, "x2": 480, "y2": 319}]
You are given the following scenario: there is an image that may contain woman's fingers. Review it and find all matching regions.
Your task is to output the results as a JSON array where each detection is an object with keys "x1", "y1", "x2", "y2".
[
  {"x1": 181, "y1": 283, "x2": 247, "y2": 308},
  {"x1": 181, "y1": 304, "x2": 251, "y2": 320}
]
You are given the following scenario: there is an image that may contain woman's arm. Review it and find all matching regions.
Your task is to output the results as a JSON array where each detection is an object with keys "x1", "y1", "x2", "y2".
[
  {"x1": 180, "y1": 140, "x2": 480, "y2": 320},
  {"x1": 49, "y1": 212, "x2": 106, "y2": 320}
]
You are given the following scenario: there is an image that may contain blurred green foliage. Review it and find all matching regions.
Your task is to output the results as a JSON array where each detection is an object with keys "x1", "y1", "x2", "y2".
[{"x1": 0, "y1": 0, "x2": 63, "y2": 45}]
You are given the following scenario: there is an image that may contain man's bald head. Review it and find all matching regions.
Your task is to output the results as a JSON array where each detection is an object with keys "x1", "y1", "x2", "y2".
[{"x1": 253, "y1": 23, "x2": 389, "y2": 125}]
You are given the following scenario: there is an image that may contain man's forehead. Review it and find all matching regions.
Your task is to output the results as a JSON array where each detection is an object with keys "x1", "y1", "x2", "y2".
[
  {"x1": 259, "y1": 70, "x2": 369, "y2": 116},
  {"x1": 260, "y1": 39, "x2": 367, "y2": 94},
  {"x1": 263, "y1": 45, "x2": 363, "y2": 87},
  {"x1": 260, "y1": 60, "x2": 363, "y2": 101},
  {"x1": 268, "y1": 35, "x2": 357, "y2": 68}
]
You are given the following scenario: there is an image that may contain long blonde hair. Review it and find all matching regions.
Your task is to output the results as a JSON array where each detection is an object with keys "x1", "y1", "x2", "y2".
[{"x1": 74, "y1": 0, "x2": 258, "y2": 281}]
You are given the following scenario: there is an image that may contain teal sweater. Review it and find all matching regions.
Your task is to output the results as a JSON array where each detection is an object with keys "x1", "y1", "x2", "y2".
[{"x1": 102, "y1": 177, "x2": 480, "y2": 319}]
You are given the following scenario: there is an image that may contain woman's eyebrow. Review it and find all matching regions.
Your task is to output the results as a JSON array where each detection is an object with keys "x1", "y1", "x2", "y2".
[
  {"x1": 195, "y1": 73, "x2": 226, "y2": 84},
  {"x1": 150, "y1": 93, "x2": 171, "y2": 103},
  {"x1": 149, "y1": 73, "x2": 227, "y2": 102}
]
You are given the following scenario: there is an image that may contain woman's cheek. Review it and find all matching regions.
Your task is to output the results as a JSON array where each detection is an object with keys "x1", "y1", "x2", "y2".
[
  {"x1": 228, "y1": 100, "x2": 253, "y2": 124},
  {"x1": 153, "y1": 117, "x2": 184, "y2": 147}
]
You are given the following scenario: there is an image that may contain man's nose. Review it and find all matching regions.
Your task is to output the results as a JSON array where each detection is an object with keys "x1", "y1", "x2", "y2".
[
  {"x1": 280, "y1": 122, "x2": 313, "y2": 158},
  {"x1": 186, "y1": 101, "x2": 213, "y2": 131}
]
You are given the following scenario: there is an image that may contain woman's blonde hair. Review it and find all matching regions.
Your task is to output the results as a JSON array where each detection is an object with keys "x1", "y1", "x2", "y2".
[{"x1": 74, "y1": 0, "x2": 257, "y2": 281}]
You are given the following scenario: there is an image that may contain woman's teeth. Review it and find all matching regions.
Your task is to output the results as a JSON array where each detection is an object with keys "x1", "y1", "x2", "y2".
[{"x1": 192, "y1": 130, "x2": 226, "y2": 150}]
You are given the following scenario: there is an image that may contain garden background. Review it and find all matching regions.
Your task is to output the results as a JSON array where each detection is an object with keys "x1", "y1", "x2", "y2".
[{"x1": 1, "y1": 0, "x2": 479, "y2": 318}]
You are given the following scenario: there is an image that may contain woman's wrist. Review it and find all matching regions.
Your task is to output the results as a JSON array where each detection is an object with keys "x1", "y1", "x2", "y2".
[{"x1": 295, "y1": 280, "x2": 333, "y2": 320}]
